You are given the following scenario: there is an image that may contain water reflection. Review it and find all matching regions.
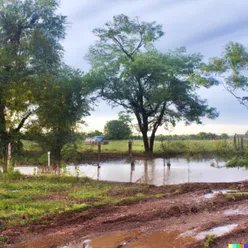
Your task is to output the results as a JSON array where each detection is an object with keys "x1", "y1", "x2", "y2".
[{"x1": 8, "y1": 157, "x2": 248, "y2": 186}]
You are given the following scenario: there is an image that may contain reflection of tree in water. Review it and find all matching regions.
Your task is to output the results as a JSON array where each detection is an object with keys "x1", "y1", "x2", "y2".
[
  {"x1": 97, "y1": 166, "x2": 100, "y2": 180},
  {"x1": 130, "y1": 160, "x2": 135, "y2": 183},
  {"x1": 144, "y1": 160, "x2": 149, "y2": 183}
]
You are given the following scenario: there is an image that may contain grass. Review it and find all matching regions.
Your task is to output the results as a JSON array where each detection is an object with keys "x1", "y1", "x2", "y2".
[
  {"x1": 204, "y1": 234, "x2": 216, "y2": 247},
  {"x1": 0, "y1": 172, "x2": 169, "y2": 228},
  {"x1": 2, "y1": 139, "x2": 238, "y2": 166}
]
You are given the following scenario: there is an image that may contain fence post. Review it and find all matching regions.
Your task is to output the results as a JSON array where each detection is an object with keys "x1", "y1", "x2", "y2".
[
  {"x1": 128, "y1": 140, "x2": 132, "y2": 158},
  {"x1": 234, "y1": 134, "x2": 237, "y2": 150},
  {"x1": 241, "y1": 137, "x2": 244, "y2": 152},
  {"x1": 48, "y1": 151, "x2": 51, "y2": 167},
  {"x1": 7, "y1": 143, "x2": 11, "y2": 171},
  {"x1": 98, "y1": 141, "x2": 101, "y2": 168}
]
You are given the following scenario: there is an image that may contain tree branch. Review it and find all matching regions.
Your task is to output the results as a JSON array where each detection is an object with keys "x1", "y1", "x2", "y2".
[
  {"x1": 14, "y1": 111, "x2": 33, "y2": 133},
  {"x1": 112, "y1": 36, "x2": 134, "y2": 61}
]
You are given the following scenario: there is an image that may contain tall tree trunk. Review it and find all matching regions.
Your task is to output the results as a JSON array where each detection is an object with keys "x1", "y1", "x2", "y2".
[
  {"x1": 149, "y1": 131, "x2": 156, "y2": 153},
  {"x1": 142, "y1": 130, "x2": 150, "y2": 153}
]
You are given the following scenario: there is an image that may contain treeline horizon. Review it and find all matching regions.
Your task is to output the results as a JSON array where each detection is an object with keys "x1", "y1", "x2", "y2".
[{"x1": 76, "y1": 130, "x2": 230, "y2": 141}]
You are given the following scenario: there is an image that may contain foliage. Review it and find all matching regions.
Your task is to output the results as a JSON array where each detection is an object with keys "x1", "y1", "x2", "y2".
[
  {"x1": 87, "y1": 130, "x2": 103, "y2": 137},
  {"x1": 86, "y1": 14, "x2": 218, "y2": 153},
  {"x1": 199, "y1": 42, "x2": 248, "y2": 107},
  {"x1": 26, "y1": 67, "x2": 92, "y2": 166},
  {"x1": 204, "y1": 234, "x2": 216, "y2": 247},
  {"x1": 156, "y1": 132, "x2": 229, "y2": 141},
  {"x1": 0, "y1": 0, "x2": 66, "y2": 169},
  {"x1": 104, "y1": 117, "x2": 132, "y2": 140},
  {"x1": 226, "y1": 153, "x2": 248, "y2": 169}
]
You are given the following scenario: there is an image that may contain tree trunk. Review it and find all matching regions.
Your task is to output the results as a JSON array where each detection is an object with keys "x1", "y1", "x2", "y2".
[
  {"x1": 149, "y1": 126, "x2": 159, "y2": 153},
  {"x1": 55, "y1": 148, "x2": 61, "y2": 168},
  {"x1": 142, "y1": 130, "x2": 150, "y2": 153},
  {"x1": 149, "y1": 131, "x2": 156, "y2": 153}
]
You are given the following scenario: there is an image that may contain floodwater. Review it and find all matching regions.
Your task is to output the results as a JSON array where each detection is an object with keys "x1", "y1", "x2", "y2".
[
  {"x1": 13, "y1": 157, "x2": 248, "y2": 186},
  {"x1": 62, "y1": 230, "x2": 195, "y2": 248},
  {"x1": 195, "y1": 224, "x2": 238, "y2": 239}
]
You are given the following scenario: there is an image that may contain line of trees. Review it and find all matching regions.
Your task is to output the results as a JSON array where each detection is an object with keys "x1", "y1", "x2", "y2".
[{"x1": 0, "y1": 0, "x2": 95, "y2": 171}]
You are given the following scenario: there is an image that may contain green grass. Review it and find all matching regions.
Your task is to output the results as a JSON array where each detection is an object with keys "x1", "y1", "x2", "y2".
[
  {"x1": 5, "y1": 139, "x2": 237, "y2": 166},
  {"x1": 77, "y1": 139, "x2": 236, "y2": 157},
  {"x1": 0, "y1": 172, "x2": 165, "y2": 228}
]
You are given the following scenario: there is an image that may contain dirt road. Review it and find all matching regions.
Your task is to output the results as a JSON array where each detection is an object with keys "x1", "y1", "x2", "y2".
[{"x1": 4, "y1": 181, "x2": 248, "y2": 248}]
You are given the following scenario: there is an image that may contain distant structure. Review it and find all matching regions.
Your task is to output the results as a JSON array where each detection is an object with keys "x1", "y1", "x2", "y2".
[{"x1": 85, "y1": 136, "x2": 109, "y2": 145}]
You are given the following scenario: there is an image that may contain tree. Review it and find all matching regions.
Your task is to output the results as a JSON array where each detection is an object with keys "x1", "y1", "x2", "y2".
[
  {"x1": 0, "y1": 0, "x2": 66, "y2": 170},
  {"x1": 104, "y1": 119, "x2": 132, "y2": 140},
  {"x1": 86, "y1": 14, "x2": 218, "y2": 153},
  {"x1": 87, "y1": 130, "x2": 103, "y2": 137},
  {"x1": 200, "y1": 42, "x2": 248, "y2": 107},
  {"x1": 28, "y1": 66, "x2": 92, "y2": 166}
]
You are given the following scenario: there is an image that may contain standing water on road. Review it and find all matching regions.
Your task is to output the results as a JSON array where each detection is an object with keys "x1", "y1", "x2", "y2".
[{"x1": 13, "y1": 157, "x2": 248, "y2": 186}]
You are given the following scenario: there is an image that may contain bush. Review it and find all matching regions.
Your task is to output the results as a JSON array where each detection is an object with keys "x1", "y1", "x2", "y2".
[{"x1": 38, "y1": 153, "x2": 48, "y2": 165}]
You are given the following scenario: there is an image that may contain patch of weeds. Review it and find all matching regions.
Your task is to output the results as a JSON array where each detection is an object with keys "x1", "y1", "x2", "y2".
[
  {"x1": 204, "y1": 234, "x2": 215, "y2": 247},
  {"x1": 0, "y1": 236, "x2": 8, "y2": 243},
  {"x1": 228, "y1": 185, "x2": 237, "y2": 190},
  {"x1": 113, "y1": 193, "x2": 148, "y2": 205},
  {"x1": 155, "y1": 193, "x2": 168, "y2": 198}
]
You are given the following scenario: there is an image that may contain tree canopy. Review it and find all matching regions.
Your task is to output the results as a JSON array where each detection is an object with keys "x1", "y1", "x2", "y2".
[
  {"x1": 200, "y1": 42, "x2": 248, "y2": 108},
  {"x1": 86, "y1": 14, "x2": 218, "y2": 153},
  {"x1": 104, "y1": 114, "x2": 132, "y2": 140},
  {"x1": 0, "y1": 0, "x2": 67, "y2": 169}
]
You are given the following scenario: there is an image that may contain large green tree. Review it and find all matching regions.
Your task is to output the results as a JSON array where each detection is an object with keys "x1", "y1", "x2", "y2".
[
  {"x1": 33, "y1": 66, "x2": 92, "y2": 165},
  {"x1": 26, "y1": 66, "x2": 92, "y2": 166},
  {"x1": 104, "y1": 115, "x2": 132, "y2": 140},
  {"x1": 0, "y1": 0, "x2": 66, "y2": 169},
  {"x1": 86, "y1": 15, "x2": 218, "y2": 153},
  {"x1": 200, "y1": 42, "x2": 248, "y2": 107}
]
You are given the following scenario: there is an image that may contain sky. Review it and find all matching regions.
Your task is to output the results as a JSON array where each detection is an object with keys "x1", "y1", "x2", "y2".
[{"x1": 58, "y1": 0, "x2": 248, "y2": 135}]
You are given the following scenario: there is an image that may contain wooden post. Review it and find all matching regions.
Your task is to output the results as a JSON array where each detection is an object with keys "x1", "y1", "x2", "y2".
[
  {"x1": 234, "y1": 134, "x2": 237, "y2": 150},
  {"x1": 48, "y1": 151, "x2": 51, "y2": 167},
  {"x1": 241, "y1": 137, "x2": 244, "y2": 152},
  {"x1": 128, "y1": 140, "x2": 132, "y2": 158},
  {"x1": 98, "y1": 142, "x2": 101, "y2": 168},
  {"x1": 7, "y1": 143, "x2": 11, "y2": 171}
]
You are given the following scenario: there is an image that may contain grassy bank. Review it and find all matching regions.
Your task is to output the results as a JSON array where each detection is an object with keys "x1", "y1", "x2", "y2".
[
  {"x1": 9, "y1": 139, "x2": 237, "y2": 166},
  {"x1": 0, "y1": 172, "x2": 173, "y2": 229}
]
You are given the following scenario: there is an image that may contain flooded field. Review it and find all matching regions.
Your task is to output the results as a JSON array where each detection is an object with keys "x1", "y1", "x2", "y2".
[{"x1": 13, "y1": 157, "x2": 248, "y2": 185}]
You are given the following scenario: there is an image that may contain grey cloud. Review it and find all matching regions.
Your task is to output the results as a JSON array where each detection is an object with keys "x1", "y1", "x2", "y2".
[{"x1": 184, "y1": 18, "x2": 248, "y2": 46}]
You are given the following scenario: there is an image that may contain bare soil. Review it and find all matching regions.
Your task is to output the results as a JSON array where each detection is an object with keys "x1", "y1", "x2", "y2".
[{"x1": 3, "y1": 181, "x2": 248, "y2": 248}]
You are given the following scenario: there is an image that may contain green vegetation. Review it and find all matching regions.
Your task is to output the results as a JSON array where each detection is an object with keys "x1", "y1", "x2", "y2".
[
  {"x1": 104, "y1": 120, "x2": 132, "y2": 140},
  {"x1": 2, "y1": 138, "x2": 236, "y2": 166},
  {"x1": 204, "y1": 234, "x2": 216, "y2": 247},
  {"x1": 0, "y1": 0, "x2": 67, "y2": 171},
  {"x1": 86, "y1": 14, "x2": 218, "y2": 153},
  {"x1": 201, "y1": 42, "x2": 248, "y2": 108},
  {"x1": 0, "y1": 172, "x2": 169, "y2": 228}
]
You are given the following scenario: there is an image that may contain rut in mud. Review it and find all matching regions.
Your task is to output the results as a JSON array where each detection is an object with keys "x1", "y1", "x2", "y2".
[{"x1": 2, "y1": 181, "x2": 248, "y2": 248}]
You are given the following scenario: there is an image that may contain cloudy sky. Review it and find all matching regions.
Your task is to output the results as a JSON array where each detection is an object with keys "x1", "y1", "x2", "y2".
[{"x1": 58, "y1": 0, "x2": 248, "y2": 135}]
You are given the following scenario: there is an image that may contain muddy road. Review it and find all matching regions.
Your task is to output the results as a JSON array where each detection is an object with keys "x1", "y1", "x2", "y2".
[{"x1": 3, "y1": 181, "x2": 248, "y2": 248}]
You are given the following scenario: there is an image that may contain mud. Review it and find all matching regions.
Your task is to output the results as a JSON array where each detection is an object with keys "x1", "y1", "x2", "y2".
[{"x1": 2, "y1": 181, "x2": 248, "y2": 248}]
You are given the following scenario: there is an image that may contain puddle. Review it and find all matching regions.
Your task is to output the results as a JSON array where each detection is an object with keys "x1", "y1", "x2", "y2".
[
  {"x1": 224, "y1": 207, "x2": 248, "y2": 216},
  {"x1": 63, "y1": 230, "x2": 195, "y2": 248},
  {"x1": 195, "y1": 224, "x2": 238, "y2": 239},
  {"x1": 125, "y1": 231, "x2": 195, "y2": 248},
  {"x1": 6, "y1": 157, "x2": 248, "y2": 186},
  {"x1": 62, "y1": 230, "x2": 139, "y2": 248},
  {"x1": 203, "y1": 190, "x2": 239, "y2": 199}
]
